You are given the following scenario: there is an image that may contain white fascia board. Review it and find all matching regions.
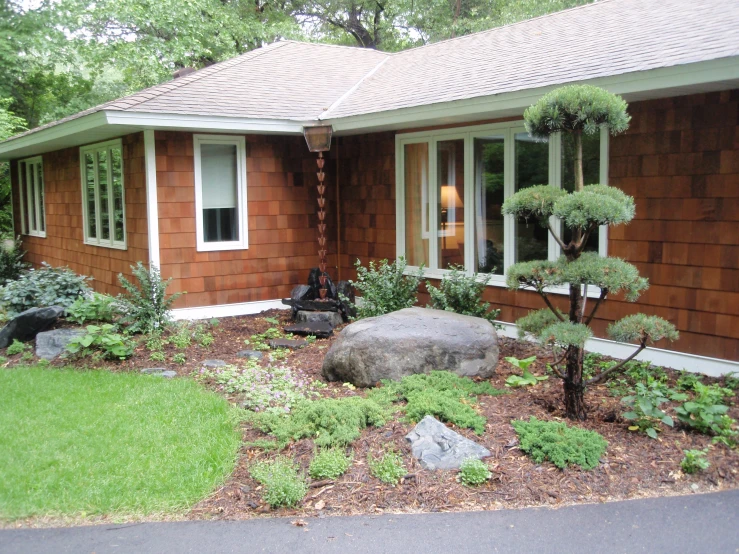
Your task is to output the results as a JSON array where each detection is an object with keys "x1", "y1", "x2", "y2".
[
  {"x1": 171, "y1": 299, "x2": 289, "y2": 321},
  {"x1": 496, "y1": 322, "x2": 739, "y2": 378},
  {"x1": 329, "y1": 57, "x2": 739, "y2": 134},
  {"x1": 104, "y1": 111, "x2": 306, "y2": 135}
]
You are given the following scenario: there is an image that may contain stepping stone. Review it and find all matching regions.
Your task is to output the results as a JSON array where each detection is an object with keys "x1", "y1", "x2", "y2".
[
  {"x1": 141, "y1": 367, "x2": 167, "y2": 374},
  {"x1": 202, "y1": 359, "x2": 228, "y2": 367},
  {"x1": 284, "y1": 321, "x2": 333, "y2": 339},
  {"x1": 296, "y1": 310, "x2": 343, "y2": 327},
  {"x1": 35, "y1": 328, "x2": 85, "y2": 360},
  {"x1": 237, "y1": 350, "x2": 264, "y2": 360},
  {"x1": 405, "y1": 416, "x2": 491, "y2": 470},
  {"x1": 268, "y1": 338, "x2": 307, "y2": 350},
  {"x1": 155, "y1": 371, "x2": 177, "y2": 378}
]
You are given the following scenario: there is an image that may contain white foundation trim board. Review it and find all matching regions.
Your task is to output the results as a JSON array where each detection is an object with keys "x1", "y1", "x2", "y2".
[{"x1": 171, "y1": 299, "x2": 289, "y2": 321}]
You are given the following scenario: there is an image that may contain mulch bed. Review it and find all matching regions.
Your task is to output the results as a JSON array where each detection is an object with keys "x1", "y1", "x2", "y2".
[{"x1": 8, "y1": 310, "x2": 739, "y2": 521}]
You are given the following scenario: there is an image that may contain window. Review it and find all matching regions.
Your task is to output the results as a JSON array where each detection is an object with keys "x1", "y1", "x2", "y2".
[
  {"x1": 194, "y1": 135, "x2": 248, "y2": 251},
  {"x1": 18, "y1": 156, "x2": 46, "y2": 237},
  {"x1": 396, "y1": 123, "x2": 610, "y2": 283},
  {"x1": 80, "y1": 140, "x2": 126, "y2": 249}
]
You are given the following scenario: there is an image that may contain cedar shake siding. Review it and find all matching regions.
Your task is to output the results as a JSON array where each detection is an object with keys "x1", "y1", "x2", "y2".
[
  {"x1": 155, "y1": 132, "x2": 334, "y2": 309},
  {"x1": 338, "y1": 90, "x2": 739, "y2": 361},
  {"x1": 11, "y1": 132, "x2": 148, "y2": 295}
]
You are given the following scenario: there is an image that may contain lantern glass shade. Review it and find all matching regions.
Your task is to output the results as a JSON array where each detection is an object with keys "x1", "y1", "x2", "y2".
[{"x1": 303, "y1": 125, "x2": 333, "y2": 152}]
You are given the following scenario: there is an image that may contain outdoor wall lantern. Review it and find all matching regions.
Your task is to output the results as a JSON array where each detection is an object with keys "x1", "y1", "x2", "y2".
[{"x1": 302, "y1": 125, "x2": 334, "y2": 299}]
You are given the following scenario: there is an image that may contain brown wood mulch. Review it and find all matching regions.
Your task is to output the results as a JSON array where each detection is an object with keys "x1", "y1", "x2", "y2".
[{"x1": 7, "y1": 310, "x2": 739, "y2": 522}]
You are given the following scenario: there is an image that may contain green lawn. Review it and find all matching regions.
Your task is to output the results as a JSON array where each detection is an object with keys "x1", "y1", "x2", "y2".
[{"x1": 0, "y1": 366, "x2": 241, "y2": 520}]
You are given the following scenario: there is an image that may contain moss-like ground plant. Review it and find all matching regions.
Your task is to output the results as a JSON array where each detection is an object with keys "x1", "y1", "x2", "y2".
[
  {"x1": 309, "y1": 448, "x2": 352, "y2": 480},
  {"x1": 249, "y1": 457, "x2": 308, "y2": 508},
  {"x1": 368, "y1": 451, "x2": 407, "y2": 484},
  {"x1": 457, "y1": 458, "x2": 492, "y2": 486},
  {"x1": 512, "y1": 416, "x2": 607, "y2": 470}
]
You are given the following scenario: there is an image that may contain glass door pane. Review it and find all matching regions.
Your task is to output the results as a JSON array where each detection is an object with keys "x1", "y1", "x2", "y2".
[
  {"x1": 85, "y1": 153, "x2": 97, "y2": 239},
  {"x1": 111, "y1": 148, "x2": 125, "y2": 242},
  {"x1": 514, "y1": 132, "x2": 549, "y2": 263},
  {"x1": 437, "y1": 139, "x2": 465, "y2": 269},
  {"x1": 97, "y1": 150, "x2": 110, "y2": 241},
  {"x1": 404, "y1": 143, "x2": 429, "y2": 267},
  {"x1": 562, "y1": 132, "x2": 601, "y2": 252},
  {"x1": 473, "y1": 137, "x2": 505, "y2": 274}
]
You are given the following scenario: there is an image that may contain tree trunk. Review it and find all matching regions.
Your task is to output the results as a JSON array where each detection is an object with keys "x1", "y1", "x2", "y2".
[
  {"x1": 574, "y1": 130, "x2": 584, "y2": 193},
  {"x1": 564, "y1": 282, "x2": 586, "y2": 420}
]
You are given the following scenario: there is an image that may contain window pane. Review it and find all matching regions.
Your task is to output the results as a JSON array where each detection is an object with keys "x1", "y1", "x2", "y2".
[
  {"x1": 562, "y1": 132, "x2": 600, "y2": 252},
  {"x1": 474, "y1": 137, "x2": 505, "y2": 274},
  {"x1": 36, "y1": 162, "x2": 45, "y2": 232},
  {"x1": 25, "y1": 163, "x2": 36, "y2": 232},
  {"x1": 18, "y1": 162, "x2": 27, "y2": 234},
  {"x1": 437, "y1": 139, "x2": 465, "y2": 269},
  {"x1": 97, "y1": 150, "x2": 110, "y2": 240},
  {"x1": 201, "y1": 143, "x2": 239, "y2": 242},
  {"x1": 515, "y1": 132, "x2": 549, "y2": 263},
  {"x1": 111, "y1": 147, "x2": 124, "y2": 242},
  {"x1": 404, "y1": 143, "x2": 429, "y2": 267},
  {"x1": 85, "y1": 153, "x2": 97, "y2": 239}
]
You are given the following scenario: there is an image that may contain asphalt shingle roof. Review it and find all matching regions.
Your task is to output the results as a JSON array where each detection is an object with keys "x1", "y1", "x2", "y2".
[{"x1": 5, "y1": 0, "x2": 739, "y2": 143}]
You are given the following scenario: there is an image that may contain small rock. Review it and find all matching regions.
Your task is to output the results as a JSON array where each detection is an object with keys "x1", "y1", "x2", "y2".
[
  {"x1": 284, "y1": 321, "x2": 333, "y2": 338},
  {"x1": 35, "y1": 328, "x2": 85, "y2": 360},
  {"x1": 0, "y1": 306, "x2": 65, "y2": 349},
  {"x1": 296, "y1": 310, "x2": 343, "y2": 327},
  {"x1": 405, "y1": 415, "x2": 491, "y2": 470},
  {"x1": 140, "y1": 367, "x2": 168, "y2": 374},
  {"x1": 202, "y1": 359, "x2": 228, "y2": 367},
  {"x1": 268, "y1": 338, "x2": 307, "y2": 350},
  {"x1": 236, "y1": 350, "x2": 264, "y2": 360},
  {"x1": 690, "y1": 483, "x2": 700, "y2": 492},
  {"x1": 157, "y1": 371, "x2": 177, "y2": 378}
]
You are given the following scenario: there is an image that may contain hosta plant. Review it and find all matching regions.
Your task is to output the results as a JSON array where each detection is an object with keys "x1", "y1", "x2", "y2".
[{"x1": 621, "y1": 381, "x2": 686, "y2": 439}]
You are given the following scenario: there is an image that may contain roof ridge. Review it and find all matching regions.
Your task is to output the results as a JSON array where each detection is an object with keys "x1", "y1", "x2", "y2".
[{"x1": 108, "y1": 42, "x2": 290, "y2": 112}]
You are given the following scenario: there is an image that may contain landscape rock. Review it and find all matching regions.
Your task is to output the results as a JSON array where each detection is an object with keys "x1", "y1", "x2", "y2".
[
  {"x1": 406, "y1": 416, "x2": 492, "y2": 470},
  {"x1": 140, "y1": 367, "x2": 167, "y2": 374},
  {"x1": 322, "y1": 307, "x2": 498, "y2": 387},
  {"x1": 202, "y1": 359, "x2": 228, "y2": 368},
  {"x1": 268, "y1": 338, "x2": 307, "y2": 350},
  {"x1": 236, "y1": 350, "x2": 264, "y2": 360},
  {"x1": 35, "y1": 328, "x2": 85, "y2": 359},
  {"x1": 296, "y1": 310, "x2": 343, "y2": 327},
  {"x1": 0, "y1": 306, "x2": 65, "y2": 349},
  {"x1": 284, "y1": 321, "x2": 334, "y2": 338}
]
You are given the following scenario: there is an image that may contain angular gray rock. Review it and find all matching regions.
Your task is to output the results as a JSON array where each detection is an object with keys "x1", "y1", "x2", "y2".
[
  {"x1": 284, "y1": 321, "x2": 333, "y2": 338},
  {"x1": 201, "y1": 359, "x2": 227, "y2": 368},
  {"x1": 296, "y1": 310, "x2": 343, "y2": 327},
  {"x1": 322, "y1": 307, "x2": 498, "y2": 387},
  {"x1": 0, "y1": 306, "x2": 65, "y2": 349},
  {"x1": 141, "y1": 368, "x2": 177, "y2": 378},
  {"x1": 236, "y1": 350, "x2": 264, "y2": 360},
  {"x1": 268, "y1": 338, "x2": 307, "y2": 350},
  {"x1": 406, "y1": 416, "x2": 491, "y2": 470},
  {"x1": 35, "y1": 328, "x2": 85, "y2": 359}
]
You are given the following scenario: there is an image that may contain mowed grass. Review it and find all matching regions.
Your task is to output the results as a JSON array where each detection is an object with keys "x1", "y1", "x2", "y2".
[{"x1": 0, "y1": 366, "x2": 241, "y2": 520}]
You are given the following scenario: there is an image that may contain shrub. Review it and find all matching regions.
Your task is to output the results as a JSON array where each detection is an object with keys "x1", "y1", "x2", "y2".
[
  {"x1": 457, "y1": 458, "x2": 491, "y2": 486},
  {"x1": 0, "y1": 262, "x2": 91, "y2": 316},
  {"x1": 426, "y1": 265, "x2": 500, "y2": 322},
  {"x1": 368, "y1": 451, "x2": 406, "y2": 484},
  {"x1": 309, "y1": 448, "x2": 352, "y2": 480},
  {"x1": 349, "y1": 257, "x2": 422, "y2": 319},
  {"x1": 116, "y1": 263, "x2": 182, "y2": 334},
  {"x1": 0, "y1": 236, "x2": 28, "y2": 284},
  {"x1": 512, "y1": 417, "x2": 607, "y2": 470},
  {"x1": 681, "y1": 449, "x2": 710, "y2": 474},
  {"x1": 249, "y1": 457, "x2": 308, "y2": 508},
  {"x1": 65, "y1": 292, "x2": 117, "y2": 324},
  {"x1": 6, "y1": 338, "x2": 29, "y2": 356},
  {"x1": 65, "y1": 324, "x2": 134, "y2": 360}
]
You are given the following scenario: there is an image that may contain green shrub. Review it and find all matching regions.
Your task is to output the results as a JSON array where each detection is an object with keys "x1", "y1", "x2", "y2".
[
  {"x1": 368, "y1": 451, "x2": 406, "y2": 484},
  {"x1": 512, "y1": 417, "x2": 607, "y2": 470},
  {"x1": 6, "y1": 339, "x2": 29, "y2": 356},
  {"x1": 0, "y1": 236, "x2": 28, "y2": 284},
  {"x1": 681, "y1": 449, "x2": 710, "y2": 474},
  {"x1": 0, "y1": 262, "x2": 91, "y2": 316},
  {"x1": 116, "y1": 262, "x2": 182, "y2": 334},
  {"x1": 349, "y1": 257, "x2": 422, "y2": 319},
  {"x1": 65, "y1": 292, "x2": 117, "y2": 324},
  {"x1": 65, "y1": 324, "x2": 134, "y2": 360},
  {"x1": 249, "y1": 457, "x2": 308, "y2": 508},
  {"x1": 309, "y1": 448, "x2": 352, "y2": 480},
  {"x1": 250, "y1": 396, "x2": 389, "y2": 448},
  {"x1": 426, "y1": 265, "x2": 500, "y2": 322},
  {"x1": 458, "y1": 458, "x2": 491, "y2": 486}
]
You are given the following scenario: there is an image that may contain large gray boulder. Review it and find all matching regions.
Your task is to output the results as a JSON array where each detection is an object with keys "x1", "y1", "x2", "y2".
[
  {"x1": 35, "y1": 328, "x2": 85, "y2": 360},
  {"x1": 406, "y1": 415, "x2": 491, "y2": 470},
  {"x1": 322, "y1": 307, "x2": 498, "y2": 387},
  {"x1": 0, "y1": 306, "x2": 65, "y2": 349}
]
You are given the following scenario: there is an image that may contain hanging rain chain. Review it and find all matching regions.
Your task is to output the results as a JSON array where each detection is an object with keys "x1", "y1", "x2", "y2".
[{"x1": 316, "y1": 152, "x2": 329, "y2": 299}]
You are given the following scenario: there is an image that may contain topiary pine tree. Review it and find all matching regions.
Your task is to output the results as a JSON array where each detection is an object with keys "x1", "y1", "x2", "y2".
[{"x1": 501, "y1": 84, "x2": 679, "y2": 420}]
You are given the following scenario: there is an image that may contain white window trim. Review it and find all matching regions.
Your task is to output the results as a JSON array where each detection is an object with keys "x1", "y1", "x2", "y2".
[
  {"x1": 79, "y1": 138, "x2": 127, "y2": 250},
  {"x1": 395, "y1": 122, "x2": 610, "y2": 298},
  {"x1": 193, "y1": 134, "x2": 248, "y2": 252},
  {"x1": 18, "y1": 155, "x2": 46, "y2": 238}
]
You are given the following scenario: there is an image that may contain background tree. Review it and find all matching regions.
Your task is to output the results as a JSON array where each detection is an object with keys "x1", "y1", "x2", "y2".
[
  {"x1": 501, "y1": 85, "x2": 678, "y2": 420},
  {"x1": 0, "y1": 99, "x2": 26, "y2": 232}
]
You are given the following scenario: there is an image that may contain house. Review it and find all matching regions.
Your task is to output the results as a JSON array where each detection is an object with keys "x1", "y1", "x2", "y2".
[{"x1": 0, "y1": 0, "x2": 738, "y2": 374}]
